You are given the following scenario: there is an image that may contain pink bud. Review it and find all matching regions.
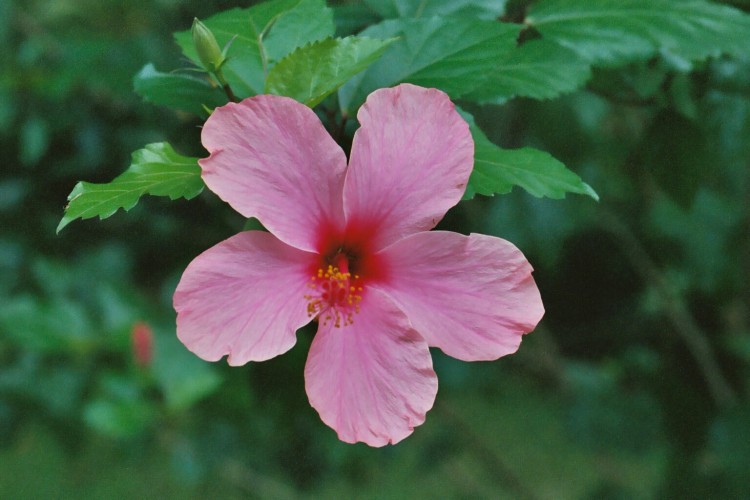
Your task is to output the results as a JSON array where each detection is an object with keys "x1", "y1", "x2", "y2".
[{"x1": 131, "y1": 321, "x2": 153, "y2": 367}]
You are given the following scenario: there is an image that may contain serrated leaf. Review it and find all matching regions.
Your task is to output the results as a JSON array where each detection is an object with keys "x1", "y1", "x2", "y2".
[
  {"x1": 174, "y1": 0, "x2": 334, "y2": 98},
  {"x1": 363, "y1": 0, "x2": 507, "y2": 20},
  {"x1": 338, "y1": 17, "x2": 521, "y2": 113},
  {"x1": 263, "y1": 0, "x2": 335, "y2": 61},
  {"x1": 266, "y1": 36, "x2": 395, "y2": 107},
  {"x1": 461, "y1": 111, "x2": 598, "y2": 200},
  {"x1": 464, "y1": 39, "x2": 592, "y2": 103},
  {"x1": 133, "y1": 63, "x2": 226, "y2": 115},
  {"x1": 527, "y1": 0, "x2": 750, "y2": 66},
  {"x1": 57, "y1": 143, "x2": 203, "y2": 233}
]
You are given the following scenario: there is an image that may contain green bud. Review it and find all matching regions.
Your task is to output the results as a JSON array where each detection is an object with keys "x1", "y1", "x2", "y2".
[{"x1": 192, "y1": 18, "x2": 225, "y2": 73}]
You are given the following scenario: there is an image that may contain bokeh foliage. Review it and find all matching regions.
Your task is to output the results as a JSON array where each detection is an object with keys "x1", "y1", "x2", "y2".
[{"x1": 2, "y1": 0, "x2": 750, "y2": 498}]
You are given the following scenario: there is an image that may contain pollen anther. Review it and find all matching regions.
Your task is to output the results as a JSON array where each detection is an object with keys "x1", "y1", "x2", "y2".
[{"x1": 305, "y1": 264, "x2": 363, "y2": 327}]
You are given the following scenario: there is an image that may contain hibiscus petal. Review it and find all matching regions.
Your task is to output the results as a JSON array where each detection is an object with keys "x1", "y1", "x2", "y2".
[
  {"x1": 200, "y1": 95, "x2": 347, "y2": 252},
  {"x1": 344, "y1": 84, "x2": 474, "y2": 249},
  {"x1": 376, "y1": 231, "x2": 544, "y2": 361},
  {"x1": 305, "y1": 289, "x2": 437, "y2": 446},
  {"x1": 174, "y1": 231, "x2": 315, "y2": 366}
]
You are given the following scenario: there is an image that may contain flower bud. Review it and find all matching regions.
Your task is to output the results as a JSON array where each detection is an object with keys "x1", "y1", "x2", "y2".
[
  {"x1": 192, "y1": 18, "x2": 225, "y2": 73},
  {"x1": 131, "y1": 321, "x2": 153, "y2": 367}
]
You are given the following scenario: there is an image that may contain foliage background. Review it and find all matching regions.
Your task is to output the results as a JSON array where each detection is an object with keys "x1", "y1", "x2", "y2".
[{"x1": 2, "y1": 0, "x2": 750, "y2": 498}]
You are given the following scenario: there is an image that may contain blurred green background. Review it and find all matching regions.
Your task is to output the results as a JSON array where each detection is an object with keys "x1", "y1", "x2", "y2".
[{"x1": 2, "y1": 0, "x2": 749, "y2": 498}]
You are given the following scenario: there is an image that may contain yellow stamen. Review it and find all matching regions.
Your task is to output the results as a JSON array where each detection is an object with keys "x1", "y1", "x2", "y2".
[{"x1": 305, "y1": 264, "x2": 363, "y2": 328}]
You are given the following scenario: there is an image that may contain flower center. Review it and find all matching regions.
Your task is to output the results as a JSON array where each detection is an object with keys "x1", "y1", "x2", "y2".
[{"x1": 305, "y1": 254, "x2": 363, "y2": 328}]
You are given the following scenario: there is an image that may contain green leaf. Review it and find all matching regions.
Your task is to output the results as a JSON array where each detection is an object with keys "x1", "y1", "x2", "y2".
[
  {"x1": 464, "y1": 39, "x2": 592, "y2": 103},
  {"x1": 19, "y1": 116, "x2": 49, "y2": 166},
  {"x1": 363, "y1": 0, "x2": 507, "y2": 20},
  {"x1": 84, "y1": 398, "x2": 154, "y2": 439},
  {"x1": 133, "y1": 63, "x2": 226, "y2": 115},
  {"x1": 266, "y1": 36, "x2": 395, "y2": 107},
  {"x1": 333, "y1": 4, "x2": 381, "y2": 36},
  {"x1": 84, "y1": 375, "x2": 154, "y2": 439},
  {"x1": 174, "y1": 0, "x2": 334, "y2": 98},
  {"x1": 0, "y1": 295, "x2": 92, "y2": 353},
  {"x1": 641, "y1": 110, "x2": 709, "y2": 208},
  {"x1": 709, "y1": 404, "x2": 750, "y2": 494},
  {"x1": 263, "y1": 0, "x2": 335, "y2": 61},
  {"x1": 527, "y1": 0, "x2": 750, "y2": 66},
  {"x1": 57, "y1": 143, "x2": 203, "y2": 233},
  {"x1": 151, "y1": 326, "x2": 222, "y2": 411},
  {"x1": 338, "y1": 17, "x2": 521, "y2": 113},
  {"x1": 461, "y1": 111, "x2": 598, "y2": 200}
]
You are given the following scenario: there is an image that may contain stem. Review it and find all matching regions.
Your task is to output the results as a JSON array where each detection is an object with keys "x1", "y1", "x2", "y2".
[
  {"x1": 259, "y1": 33, "x2": 269, "y2": 82},
  {"x1": 222, "y1": 82, "x2": 239, "y2": 103},
  {"x1": 249, "y1": 15, "x2": 273, "y2": 84},
  {"x1": 213, "y1": 69, "x2": 239, "y2": 103},
  {"x1": 414, "y1": 0, "x2": 427, "y2": 18},
  {"x1": 599, "y1": 209, "x2": 737, "y2": 409},
  {"x1": 742, "y1": 162, "x2": 750, "y2": 334}
]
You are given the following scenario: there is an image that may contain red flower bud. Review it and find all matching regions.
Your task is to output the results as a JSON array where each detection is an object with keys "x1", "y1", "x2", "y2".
[{"x1": 131, "y1": 321, "x2": 153, "y2": 367}]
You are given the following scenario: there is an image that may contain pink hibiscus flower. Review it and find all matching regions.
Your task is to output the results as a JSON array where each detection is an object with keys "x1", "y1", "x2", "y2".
[{"x1": 173, "y1": 84, "x2": 544, "y2": 446}]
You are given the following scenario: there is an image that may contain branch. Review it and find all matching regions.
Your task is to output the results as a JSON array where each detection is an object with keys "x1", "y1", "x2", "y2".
[
  {"x1": 599, "y1": 209, "x2": 738, "y2": 409},
  {"x1": 434, "y1": 400, "x2": 542, "y2": 500}
]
